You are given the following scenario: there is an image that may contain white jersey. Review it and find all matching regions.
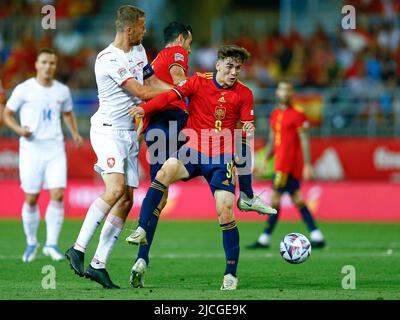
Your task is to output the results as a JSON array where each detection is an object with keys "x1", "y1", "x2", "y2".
[
  {"x1": 92, "y1": 43, "x2": 154, "y2": 130},
  {"x1": 6, "y1": 78, "x2": 73, "y2": 148}
]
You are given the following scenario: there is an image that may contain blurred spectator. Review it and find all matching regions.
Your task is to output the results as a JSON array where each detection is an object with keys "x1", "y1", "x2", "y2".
[
  {"x1": 377, "y1": 21, "x2": 400, "y2": 52},
  {"x1": 54, "y1": 20, "x2": 84, "y2": 56}
]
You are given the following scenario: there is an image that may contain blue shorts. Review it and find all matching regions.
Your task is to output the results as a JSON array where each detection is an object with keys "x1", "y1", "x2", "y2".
[
  {"x1": 145, "y1": 110, "x2": 188, "y2": 181},
  {"x1": 173, "y1": 146, "x2": 236, "y2": 195},
  {"x1": 272, "y1": 172, "x2": 300, "y2": 195}
]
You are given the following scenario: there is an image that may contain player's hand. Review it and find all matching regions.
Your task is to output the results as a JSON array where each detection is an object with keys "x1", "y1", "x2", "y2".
[
  {"x1": 242, "y1": 121, "x2": 255, "y2": 137},
  {"x1": 19, "y1": 126, "x2": 32, "y2": 137},
  {"x1": 128, "y1": 106, "x2": 145, "y2": 118},
  {"x1": 303, "y1": 163, "x2": 313, "y2": 181},
  {"x1": 73, "y1": 133, "x2": 84, "y2": 149}
]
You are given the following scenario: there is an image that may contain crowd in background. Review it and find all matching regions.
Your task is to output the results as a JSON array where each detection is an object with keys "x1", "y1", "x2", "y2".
[{"x1": 0, "y1": 1, "x2": 399, "y2": 93}]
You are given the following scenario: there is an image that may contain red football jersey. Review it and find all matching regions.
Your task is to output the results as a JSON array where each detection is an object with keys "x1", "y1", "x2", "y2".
[
  {"x1": 139, "y1": 46, "x2": 189, "y2": 132},
  {"x1": 151, "y1": 46, "x2": 189, "y2": 84},
  {"x1": 270, "y1": 106, "x2": 308, "y2": 179},
  {"x1": 174, "y1": 72, "x2": 254, "y2": 156}
]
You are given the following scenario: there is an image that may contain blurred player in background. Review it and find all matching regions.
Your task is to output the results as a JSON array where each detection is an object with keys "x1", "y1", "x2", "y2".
[
  {"x1": 248, "y1": 80, "x2": 326, "y2": 249},
  {"x1": 3, "y1": 48, "x2": 83, "y2": 262},
  {"x1": 65, "y1": 5, "x2": 171, "y2": 289},
  {"x1": 127, "y1": 45, "x2": 275, "y2": 290}
]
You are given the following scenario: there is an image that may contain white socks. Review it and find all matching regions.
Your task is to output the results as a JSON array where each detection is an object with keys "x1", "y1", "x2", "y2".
[
  {"x1": 74, "y1": 197, "x2": 111, "y2": 253},
  {"x1": 91, "y1": 214, "x2": 124, "y2": 269},
  {"x1": 45, "y1": 200, "x2": 64, "y2": 246},
  {"x1": 22, "y1": 202, "x2": 40, "y2": 246}
]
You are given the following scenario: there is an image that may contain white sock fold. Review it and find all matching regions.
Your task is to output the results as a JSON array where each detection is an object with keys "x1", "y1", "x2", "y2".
[
  {"x1": 91, "y1": 214, "x2": 124, "y2": 269},
  {"x1": 74, "y1": 197, "x2": 111, "y2": 253},
  {"x1": 45, "y1": 200, "x2": 64, "y2": 247},
  {"x1": 22, "y1": 202, "x2": 40, "y2": 246}
]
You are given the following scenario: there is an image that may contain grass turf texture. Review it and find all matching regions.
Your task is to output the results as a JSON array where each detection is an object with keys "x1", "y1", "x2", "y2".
[{"x1": 0, "y1": 220, "x2": 399, "y2": 300}]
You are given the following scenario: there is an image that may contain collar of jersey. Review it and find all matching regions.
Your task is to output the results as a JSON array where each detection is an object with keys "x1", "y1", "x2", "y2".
[{"x1": 213, "y1": 71, "x2": 236, "y2": 90}]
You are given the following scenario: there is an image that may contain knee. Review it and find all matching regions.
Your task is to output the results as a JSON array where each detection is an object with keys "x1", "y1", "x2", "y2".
[
  {"x1": 106, "y1": 184, "x2": 125, "y2": 202},
  {"x1": 217, "y1": 201, "x2": 234, "y2": 224},
  {"x1": 25, "y1": 195, "x2": 38, "y2": 206},
  {"x1": 155, "y1": 159, "x2": 179, "y2": 184},
  {"x1": 51, "y1": 190, "x2": 64, "y2": 202},
  {"x1": 120, "y1": 198, "x2": 134, "y2": 214}
]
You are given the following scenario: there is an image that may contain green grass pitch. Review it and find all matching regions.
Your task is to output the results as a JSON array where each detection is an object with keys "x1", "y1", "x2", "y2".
[{"x1": 0, "y1": 219, "x2": 399, "y2": 300}]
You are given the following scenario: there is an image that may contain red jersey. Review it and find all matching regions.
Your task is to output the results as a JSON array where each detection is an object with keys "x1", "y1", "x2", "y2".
[
  {"x1": 140, "y1": 46, "x2": 189, "y2": 132},
  {"x1": 270, "y1": 106, "x2": 308, "y2": 179},
  {"x1": 143, "y1": 72, "x2": 254, "y2": 156}
]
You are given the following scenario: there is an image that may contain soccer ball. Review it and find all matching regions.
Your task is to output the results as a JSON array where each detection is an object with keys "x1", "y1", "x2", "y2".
[{"x1": 279, "y1": 233, "x2": 311, "y2": 264}]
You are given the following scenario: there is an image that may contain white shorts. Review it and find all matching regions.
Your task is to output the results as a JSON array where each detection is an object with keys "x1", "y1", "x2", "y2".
[
  {"x1": 90, "y1": 127, "x2": 140, "y2": 188},
  {"x1": 19, "y1": 143, "x2": 67, "y2": 194}
]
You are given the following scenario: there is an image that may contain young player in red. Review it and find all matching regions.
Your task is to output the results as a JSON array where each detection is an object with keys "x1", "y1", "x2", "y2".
[
  {"x1": 127, "y1": 45, "x2": 275, "y2": 290},
  {"x1": 248, "y1": 80, "x2": 326, "y2": 249}
]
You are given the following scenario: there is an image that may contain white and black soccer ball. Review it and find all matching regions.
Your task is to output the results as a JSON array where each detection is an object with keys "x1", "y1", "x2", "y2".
[{"x1": 279, "y1": 233, "x2": 312, "y2": 264}]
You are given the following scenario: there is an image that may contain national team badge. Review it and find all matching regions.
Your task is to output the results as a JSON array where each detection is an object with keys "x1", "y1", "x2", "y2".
[
  {"x1": 174, "y1": 53, "x2": 184, "y2": 61},
  {"x1": 215, "y1": 105, "x2": 226, "y2": 120},
  {"x1": 107, "y1": 157, "x2": 115, "y2": 168},
  {"x1": 117, "y1": 67, "x2": 127, "y2": 78}
]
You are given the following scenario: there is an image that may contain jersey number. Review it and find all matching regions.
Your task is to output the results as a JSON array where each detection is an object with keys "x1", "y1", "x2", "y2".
[
  {"x1": 226, "y1": 161, "x2": 236, "y2": 185},
  {"x1": 215, "y1": 120, "x2": 222, "y2": 132},
  {"x1": 43, "y1": 109, "x2": 52, "y2": 121}
]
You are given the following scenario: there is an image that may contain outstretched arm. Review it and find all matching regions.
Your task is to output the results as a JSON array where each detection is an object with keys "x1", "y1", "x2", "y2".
[{"x1": 62, "y1": 111, "x2": 83, "y2": 148}]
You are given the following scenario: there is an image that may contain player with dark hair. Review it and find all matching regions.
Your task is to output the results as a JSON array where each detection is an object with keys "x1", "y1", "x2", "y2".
[
  {"x1": 126, "y1": 44, "x2": 275, "y2": 290},
  {"x1": 248, "y1": 80, "x2": 326, "y2": 249},
  {"x1": 129, "y1": 21, "x2": 192, "y2": 286}
]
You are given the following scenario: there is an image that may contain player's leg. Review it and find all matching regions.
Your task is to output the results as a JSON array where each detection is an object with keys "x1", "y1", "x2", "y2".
[
  {"x1": 236, "y1": 139, "x2": 277, "y2": 215},
  {"x1": 42, "y1": 188, "x2": 65, "y2": 261},
  {"x1": 22, "y1": 193, "x2": 41, "y2": 262},
  {"x1": 290, "y1": 190, "x2": 326, "y2": 248},
  {"x1": 248, "y1": 190, "x2": 282, "y2": 249},
  {"x1": 126, "y1": 157, "x2": 189, "y2": 245},
  {"x1": 19, "y1": 147, "x2": 43, "y2": 262},
  {"x1": 66, "y1": 172, "x2": 125, "y2": 276},
  {"x1": 214, "y1": 190, "x2": 240, "y2": 290},
  {"x1": 66, "y1": 129, "x2": 130, "y2": 275},
  {"x1": 85, "y1": 185, "x2": 134, "y2": 289}
]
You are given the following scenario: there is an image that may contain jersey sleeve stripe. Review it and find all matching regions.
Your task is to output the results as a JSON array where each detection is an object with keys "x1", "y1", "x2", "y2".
[
  {"x1": 172, "y1": 87, "x2": 183, "y2": 100},
  {"x1": 169, "y1": 63, "x2": 186, "y2": 72}
]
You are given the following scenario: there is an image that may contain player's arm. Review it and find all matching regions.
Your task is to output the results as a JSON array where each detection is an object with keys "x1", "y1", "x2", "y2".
[
  {"x1": 3, "y1": 107, "x2": 31, "y2": 137},
  {"x1": 123, "y1": 78, "x2": 170, "y2": 101},
  {"x1": 144, "y1": 74, "x2": 173, "y2": 90},
  {"x1": 128, "y1": 75, "x2": 196, "y2": 118},
  {"x1": 169, "y1": 65, "x2": 187, "y2": 85},
  {"x1": 265, "y1": 128, "x2": 274, "y2": 160},
  {"x1": 62, "y1": 111, "x2": 83, "y2": 148},
  {"x1": 298, "y1": 126, "x2": 313, "y2": 181},
  {"x1": 128, "y1": 88, "x2": 182, "y2": 118}
]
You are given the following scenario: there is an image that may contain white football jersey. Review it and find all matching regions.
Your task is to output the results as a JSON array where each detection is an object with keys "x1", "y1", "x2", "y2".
[
  {"x1": 92, "y1": 43, "x2": 154, "y2": 130},
  {"x1": 6, "y1": 78, "x2": 73, "y2": 147}
]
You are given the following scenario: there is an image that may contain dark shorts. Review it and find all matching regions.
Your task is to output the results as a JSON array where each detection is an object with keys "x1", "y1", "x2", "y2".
[
  {"x1": 145, "y1": 110, "x2": 188, "y2": 181},
  {"x1": 173, "y1": 146, "x2": 236, "y2": 195},
  {"x1": 272, "y1": 172, "x2": 300, "y2": 195}
]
